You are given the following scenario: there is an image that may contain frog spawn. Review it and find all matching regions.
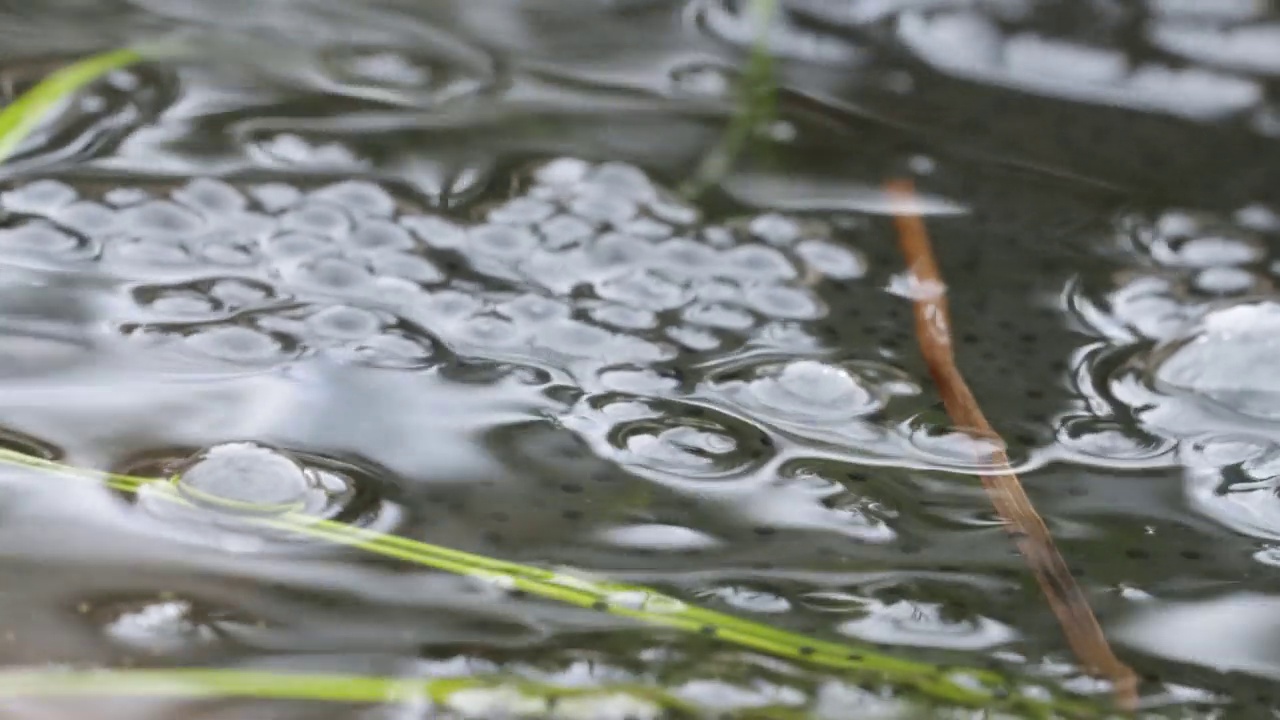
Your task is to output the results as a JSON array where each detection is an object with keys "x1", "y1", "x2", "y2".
[{"x1": 128, "y1": 442, "x2": 397, "y2": 550}]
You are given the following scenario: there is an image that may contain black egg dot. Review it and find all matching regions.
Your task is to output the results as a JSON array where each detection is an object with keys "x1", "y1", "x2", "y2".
[
  {"x1": 591, "y1": 601, "x2": 608, "y2": 611},
  {"x1": 1180, "y1": 549, "x2": 1203, "y2": 561},
  {"x1": 560, "y1": 483, "x2": 584, "y2": 494},
  {"x1": 845, "y1": 472, "x2": 868, "y2": 483},
  {"x1": 700, "y1": 624, "x2": 717, "y2": 636},
  {"x1": 483, "y1": 531, "x2": 506, "y2": 546},
  {"x1": 489, "y1": 511, "x2": 510, "y2": 523},
  {"x1": 1124, "y1": 548, "x2": 1148, "y2": 559},
  {"x1": 847, "y1": 653, "x2": 864, "y2": 662},
  {"x1": 562, "y1": 509, "x2": 583, "y2": 521},
  {"x1": 798, "y1": 646, "x2": 815, "y2": 656},
  {"x1": 753, "y1": 526, "x2": 776, "y2": 537}
]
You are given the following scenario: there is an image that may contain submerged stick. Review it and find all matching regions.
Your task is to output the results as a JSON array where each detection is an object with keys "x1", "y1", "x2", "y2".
[{"x1": 885, "y1": 178, "x2": 1138, "y2": 710}]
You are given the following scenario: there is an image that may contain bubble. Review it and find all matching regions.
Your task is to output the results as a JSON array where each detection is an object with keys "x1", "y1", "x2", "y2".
[
  {"x1": 748, "y1": 213, "x2": 802, "y2": 246},
  {"x1": 836, "y1": 598, "x2": 1017, "y2": 651},
  {"x1": 591, "y1": 304, "x2": 658, "y2": 330},
  {"x1": 1138, "y1": 210, "x2": 1266, "y2": 267},
  {"x1": 279, "y1": 202, "x2": 352, "y2": 238},
  {"x1": 682, "y1": 301, "x2": 757, "y2": 330},
  {"x1": 172, "y1": 178, "x2": 247, "y2": 215},
  {"x1": 469, "y1": 224, "x2": 538, "y2": 258},
  {"x1": 592, "y1": 397, "x2": 774, "y2": 482},
  {"x1": 568, "y1": 191, "x2": 638, "y2": 225},
  {"x1": 176, "y1": 441, "x2": 312, "y2": 512},
  {"x1": 1149, "y1": 301, "x2": 1280, "y2": 420},
  {"x1": 283, "y1": 256, "x2": 373, "y2": 293},
  {"x1": 1192, "y1": 266, "x2": 1258, "y2": 295},
  {"x1": 539, "y1": 214, "x2": 594, "y2": 249},
  {"x1": 369, "y1": 251, "x2": 445, "y2": 284},
  {"x1": 796, "y1": 239, "x2": 867, "y2": 280},
  {"x1": 696, "y1": 585, "x2": 791, "y2": 613},
  {"x1": 94, "y1": 596, "x2": 224, "y2": 655},
  {"x1": 119, "y1": 201, "x2": 204, "y2": 238},
  {"x1": 586, "y1": 232, "x2": 651, "y2": 272},
  {"x1": 263, "y1": 232, "x2": 334, "y2": 260},
  {"x1": 902, "y1": 416, "x2": 1012, "y2": 471},
  {"x1": 310, "y1": 180, "x2": 396, "y2": 217},
  {"x1": 496, "y1": 294, "x2": 570, "y2": 324},
  {"x1": 251, "y1": 182, "x2": 304, "y2": 213},
  {"x1": 488, "y1": 198, "x2": 556, "y2": 225},
  {"x1": 667, "y1": 325, "x2": 723, "y2": 351},
  {"x1": 450, "y1": 314, "x2": 527, "y2": 348},
  {"x1": 743, "y1": 285, "x2": 825, "y2": 319},
  {"x1": 305, "y1": 305, "x2": 384, "y2": 342},
  {"x1": 346, "y1": 219, "x2": 415, "y2": 251},
  {"x1": 402, "y1": 215, "x2": 467, "y2": 250},
  {"x1": 706, "y1": 359, "x2": 888, "y2": 427},
  {"x1": 349, "y1": 327, "x2": 437, "y2": 370},
  {"x1": 594, "y1": 523, "x2": 721, "y2": 552},
  {"x1": 127, "y1": 444, "x2": 399, "y2": 552},
  {"x1": 0, "y1": 222, "x2": 92, "y2": 262},
  {"x1": 1054, "y1": 416, "x2": 1175, "y2": 463},
  {"x1": 182, "y1": 325, "x2": 294, "y2": 365},
  {"x1": 722, "y1": 245, "x2": 797, "y2": 281},
  {"x1": 1, "y1": 180, "x2": 77, "y2": 214},
  {"x1": 654, "y1": 237, "x2": 720, "y2": 275},
  {"x1": 669, "y1": 62, "x2": 734, "y2": 97},
  {"x1": 56, "y1": 201, "x2": 118, "y2": 236},
  {"x1": 595, "y1": 269, "x2": 690, "y2": 311}
]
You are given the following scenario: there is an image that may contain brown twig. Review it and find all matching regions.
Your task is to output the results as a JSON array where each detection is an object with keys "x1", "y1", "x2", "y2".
[{"x1": 885, "y1": 178, "x2": 1138, "y2": 711}]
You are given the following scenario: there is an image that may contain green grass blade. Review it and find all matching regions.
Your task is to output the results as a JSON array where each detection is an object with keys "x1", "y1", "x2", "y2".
[
  {"x1": 0, "y1": 46, "x2": 156, "y2": 164},
  {"x1": 0, "y1": 449, "x2": 1104, "y2": 717}
]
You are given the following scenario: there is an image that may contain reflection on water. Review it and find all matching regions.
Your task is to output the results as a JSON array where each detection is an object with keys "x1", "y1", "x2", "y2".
[{"x1": 0, "y1": 0, "x2": 1276, "y2": 716}]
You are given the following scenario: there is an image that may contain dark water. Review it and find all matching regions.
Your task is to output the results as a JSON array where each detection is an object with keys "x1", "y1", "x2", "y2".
[{"x1": 0, "y1": 0, "x2": 1277, "y2": 717}]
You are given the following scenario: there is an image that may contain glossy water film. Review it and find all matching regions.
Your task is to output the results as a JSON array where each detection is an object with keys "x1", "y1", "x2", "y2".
[{"x1": 0, "y1": 0, "x2": 1275, "y2": 718}]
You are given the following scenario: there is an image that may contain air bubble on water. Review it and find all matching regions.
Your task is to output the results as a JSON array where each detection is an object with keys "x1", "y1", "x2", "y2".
[
  {"x1": 346, "y1": 219, "x2": 415, "y2": 251},
  {"x1": 1, "y1": 180, "x2": 77, "y2": 214},
  {"x1": 682, "y1": 301, "x2": 756, "y2": 330},
  {"x1": 1150, "y1": 301, "x2": 1280, "y2": 420},
  {"x1": 306, "y1": 305, "x2": 384, "y2": 342},
  {"x1": 1191, "y1": 267, "x2": 1258, "y2": 295},
  {"x1": 263, "y1": 232, "x2": 334, "y2": 260},
  {"x1": 534, "y1": 157, "x2": 590, "y2": 187},
  {"x1": 183, "y1": 325, "x2": 291, "y2": 365},
  {"x1": 104, "y1": 187, "x2": 152, "y2": 207},
  {"x1": 369, "y1": 252, "x2": 445, "y2": 284},
  {"x1": 450, "y1": 314, "x2": 527, "y2": 349},
  {"x1": 696, "y1": 585, "x2": 791, "y2": 614},
  {"x1": 667, "y1": 325, "x2": 723, "y2": 351},
  {"x1": 711, "y1": 360, "x2": 882, "y2": 424},
  {"x1": 669, "y1": 62, "x2": 734, "y2": 97},
  {"x1": 595, "y1": 269, "x2": 690, "y2": 311},
  {"x1": 722, "y1": 245, "x2": 798, "y2": 281},
  {"x1": 748, "y1": 213, "x2": 802, "y2": 246},
  {"x1": 602, "y1": 403, "x2": 770, "y2": 482},
  {"x1": 743, "y1": 285, "x2": 825, "y2": 320},
  {"x1": 1183, "y1": 438, "x2": 1280, "y2": 542},
  {"x1": 654, "y1": 237, "x2": 720, "y2": 276},
  {"x1": 120, "y1": 201, "x2": 204, "y2": 238},
  {"x1": 595, "y1": 523, "x2": 721, "y2": 552},
  {"x1": 568, "y1": 191, "x2": 638, "y2": 225},
  {"x1": 196, "y1": 231, "x2": 258, "y2": 267},
  {"x1": 173, "y1": 178, "x2": 248, "y2": 215},
  {"x1": 836, "y1": 599, "x2": 1018, "y2": 650},
  {"x1": 99, "y1": 598, "x2": 220, "y2": 654},
  {"x1": 56, "y1": 201, "x2": 118, "y2": 236},
  {"x1": 401, "y1": 215, "x2": 468, "y2": 250},
  {"x1": 251, "y1": 183, "x2": 304, "y2": 213},
  {"x1": 539, "y1": 214, "x2": 594, "y2": 249},
  {"x1": 310, "y1": 180, "x2": 397, "y2": 217},
  {"x1": 796, "y1": 239, "x2": 867, "y2": 280},
  {"x1": 285, "y1": 256, "x2": 374, "y2": 293},
  {"x1": 1141, "y1": 211, "x2": 1265, "y2": 267},
  {"x1": 496, "y1": 294, "x2": 570, "y2": 324},
  {"x1": 468, "y1": 224, "x2": 539, "y2": 258},
  {"x1": 176, "y1": 441, "x2": 311, "y2": 511},
  {"x1": 488, "y1": 197, "x2": 556, "y2": 225},
  {"x1": 619, "y1": 216, "x2": 673, "y2": 240},
  {"x1": 279, "y1": 202, "x2": 352, "y2": 238},
  {"x1": 0, "y1": 222, "x2": 85, "y2": 257},
  {"x1": 1053, "y1": 416, "x2": 1176, "y2": 464},
  {"x1": 591, "y1": 304, "x2": 658, "y2": 330}
]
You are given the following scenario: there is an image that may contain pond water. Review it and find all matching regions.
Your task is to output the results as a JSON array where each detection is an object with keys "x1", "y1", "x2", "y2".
[{"x1": 0, "y1": 0, "x2": 1277, "y2": 717}]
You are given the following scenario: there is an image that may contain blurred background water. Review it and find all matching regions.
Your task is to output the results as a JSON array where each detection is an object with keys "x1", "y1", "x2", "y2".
[{"x1": 0, "y1": 0, "x2": 1277, "y2": 717}]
